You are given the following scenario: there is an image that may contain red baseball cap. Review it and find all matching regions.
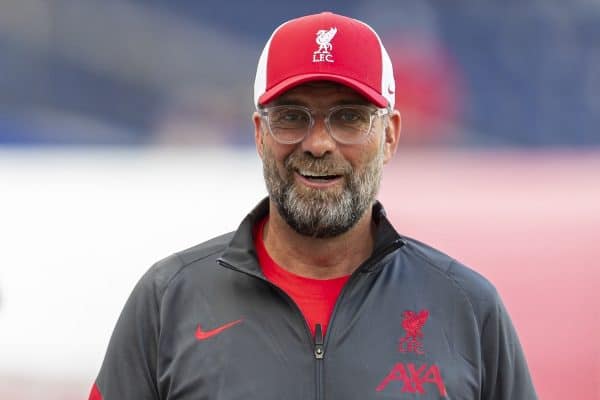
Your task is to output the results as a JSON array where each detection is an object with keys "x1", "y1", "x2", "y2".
[{"x1": 254, "y1": 12, "x2": 396, "y2": 109}]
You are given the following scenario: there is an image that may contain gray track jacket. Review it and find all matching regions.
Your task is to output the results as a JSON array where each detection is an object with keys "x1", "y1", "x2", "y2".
[{"x1": 92, "y1": 198, "x2": 537, "y2": 399}]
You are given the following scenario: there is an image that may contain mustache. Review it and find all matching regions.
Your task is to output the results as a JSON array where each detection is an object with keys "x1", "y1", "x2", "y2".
[{"x1": 284, "y1": 152, "x2": 352, "y2": 175}]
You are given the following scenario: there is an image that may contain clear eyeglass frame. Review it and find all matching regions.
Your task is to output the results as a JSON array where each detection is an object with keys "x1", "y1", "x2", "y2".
[{"x1": 258, "y1": 104, "x2": 390, "y2": 145}]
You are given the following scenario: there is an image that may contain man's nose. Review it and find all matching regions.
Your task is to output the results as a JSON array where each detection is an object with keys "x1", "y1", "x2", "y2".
[{"x1": 299, "y1": 117, "x2": 337, "y2": 157}]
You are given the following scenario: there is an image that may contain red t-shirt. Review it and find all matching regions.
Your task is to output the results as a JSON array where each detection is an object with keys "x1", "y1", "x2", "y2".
[{"x1": 254, "y1": 217, "x2": 350, "y2": 338}]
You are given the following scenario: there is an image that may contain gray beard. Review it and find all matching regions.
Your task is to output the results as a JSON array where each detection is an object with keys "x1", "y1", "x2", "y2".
[{"x1": 262, "y1": 143, "x2": 384, "y2": 238}]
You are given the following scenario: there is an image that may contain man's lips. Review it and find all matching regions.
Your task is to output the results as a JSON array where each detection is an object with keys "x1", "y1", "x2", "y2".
[{"x1": 294, "y1": 170, "x2": 343, "y2": 188}]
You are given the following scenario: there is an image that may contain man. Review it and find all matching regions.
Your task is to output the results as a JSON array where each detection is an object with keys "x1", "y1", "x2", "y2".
[{"x1": 90, "y1": 12, "x2": 537, "y2": 399}]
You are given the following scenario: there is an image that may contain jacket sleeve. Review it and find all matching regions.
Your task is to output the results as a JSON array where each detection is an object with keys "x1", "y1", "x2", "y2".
[
  {"x1": 480, "y1": 290, "x2": 537, "y2": 400},
  {"x1": 89, "y1": 260, "x2": 168, "y2": 400}
]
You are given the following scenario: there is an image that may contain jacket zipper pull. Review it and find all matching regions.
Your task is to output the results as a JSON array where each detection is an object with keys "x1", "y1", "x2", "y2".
[{"x1": 314, "y1": 323, "x2": 324, "y2": 359}]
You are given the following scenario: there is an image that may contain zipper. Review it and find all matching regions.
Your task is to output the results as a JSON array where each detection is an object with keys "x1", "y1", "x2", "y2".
[
  {"x1": 314, "y1": 323, "x2": 325, "y2": 359},
  {"x1": 314, "y1": 323, "x2": 324, "y2": 400}
]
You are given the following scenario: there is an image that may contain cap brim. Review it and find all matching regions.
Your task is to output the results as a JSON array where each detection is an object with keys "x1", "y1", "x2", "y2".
[{"x1": 257, "y1": 73, "x2": 388, "y2": 108}]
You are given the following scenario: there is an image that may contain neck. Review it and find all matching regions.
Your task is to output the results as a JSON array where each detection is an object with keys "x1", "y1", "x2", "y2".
[{"x1": 262, "y1": 200, "x2": 375, "y2": 279}]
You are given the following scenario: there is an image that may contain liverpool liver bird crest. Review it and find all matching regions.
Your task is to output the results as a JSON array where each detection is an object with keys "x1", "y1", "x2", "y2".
[
  {"x1": 315, "y1": 27, "x2": 337, "y2": 53},
  {"x1": 398, "y1": 309, "x2": 429, "y2": 354}
]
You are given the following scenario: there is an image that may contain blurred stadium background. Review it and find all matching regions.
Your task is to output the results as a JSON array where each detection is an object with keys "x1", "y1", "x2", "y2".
[{"x1": 0, "y1": 1, "x2": 598, "y2": 399}]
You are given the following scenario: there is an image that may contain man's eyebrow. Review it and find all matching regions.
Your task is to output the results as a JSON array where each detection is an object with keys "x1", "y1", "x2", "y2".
[
  {"x1": 335, "y1": 98, "x2": 371, "y2": 106},
  {"x1": 270, "y1": 97, "x2": 372, "y2": 107},
  {"x1": 270, "y1": 98, "x2": 307, "y2": 107}
]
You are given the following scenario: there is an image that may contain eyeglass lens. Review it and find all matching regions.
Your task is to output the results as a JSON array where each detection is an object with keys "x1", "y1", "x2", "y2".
[{"x1": 267, "y1": 106, "x2": 374, "y2": 144}]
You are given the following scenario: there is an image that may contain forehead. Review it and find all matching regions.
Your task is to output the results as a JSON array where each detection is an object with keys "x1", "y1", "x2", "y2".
[{"x1": 268, "y1": 81, "x2": 372, "y2": 108}]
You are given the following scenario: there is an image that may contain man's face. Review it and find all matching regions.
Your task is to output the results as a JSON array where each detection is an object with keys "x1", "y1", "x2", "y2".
[{"x1": 254, "y1": 82, "x2": 399, "y2": 238}]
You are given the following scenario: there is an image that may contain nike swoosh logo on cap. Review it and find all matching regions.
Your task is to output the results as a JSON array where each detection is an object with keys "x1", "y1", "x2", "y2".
[{"x1": 195, "y1": 319, "x2": 243, "y2": 340}]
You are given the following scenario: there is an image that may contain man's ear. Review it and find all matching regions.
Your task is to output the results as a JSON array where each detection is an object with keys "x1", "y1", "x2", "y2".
[
  {"x1": 253, "y1": 112, "x2": 264, "y2": 160},
  {"x1": 383, "y1": 109, "x2": 401, "y2": 164}
]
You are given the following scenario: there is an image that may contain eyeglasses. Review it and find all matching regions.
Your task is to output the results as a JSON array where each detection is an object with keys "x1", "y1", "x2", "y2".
[{"x1": 258, "y1": 104, "x2": 389, "y2": 145}]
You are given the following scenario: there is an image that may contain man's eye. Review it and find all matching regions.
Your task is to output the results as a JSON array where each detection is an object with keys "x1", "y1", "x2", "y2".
[
  {"x1": 272, "y1": 109, "x2": 309, "y2": 125},
  {"x1": 340, "y1": 111, "x2": 360, "y2": 121},
  {"x1": 281, "y1": 111, "x2": 306, "y2": 121},
  {"x1": 333, "y1": 108, "x2": 368, "y2": 123}
]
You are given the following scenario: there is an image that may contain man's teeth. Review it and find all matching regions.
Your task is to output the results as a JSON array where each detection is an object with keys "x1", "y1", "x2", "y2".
[{"x1": 301, "y1": 173, "x2": 338, "y2": 180}]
